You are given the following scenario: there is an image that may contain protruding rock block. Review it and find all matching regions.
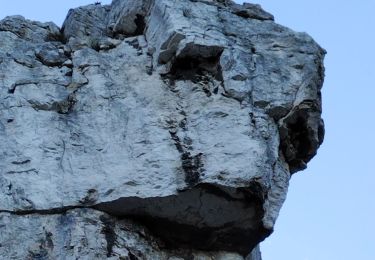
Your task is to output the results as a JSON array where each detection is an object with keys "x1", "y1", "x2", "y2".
[{"x1": 0, "y1": 0, "x2": 325, "y2": 258}]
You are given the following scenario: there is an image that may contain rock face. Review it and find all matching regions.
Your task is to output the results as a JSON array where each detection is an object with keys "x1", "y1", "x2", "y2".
[{"x1": 0, "y1": 0, "x2": 325, "y2": 259}]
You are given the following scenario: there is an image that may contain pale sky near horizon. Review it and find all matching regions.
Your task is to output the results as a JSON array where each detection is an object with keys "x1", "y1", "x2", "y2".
[{"x1": 1, "y1": 1, "x2": 374, "y2": 260}]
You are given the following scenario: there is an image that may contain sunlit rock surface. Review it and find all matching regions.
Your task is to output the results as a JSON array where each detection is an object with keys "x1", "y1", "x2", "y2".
[{"x1": 0, "y1": 0, "x2": 325, "y2": 259}]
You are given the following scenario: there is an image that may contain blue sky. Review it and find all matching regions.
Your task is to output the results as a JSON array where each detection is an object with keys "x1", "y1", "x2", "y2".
[{"x1": 1, "y1": 1, "x2": 374, "y2": 259}]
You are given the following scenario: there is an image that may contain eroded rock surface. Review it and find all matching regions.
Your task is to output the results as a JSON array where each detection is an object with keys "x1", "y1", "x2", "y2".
[{"x1": 0, "y1": 0, "x2": 325, "y2": 259}]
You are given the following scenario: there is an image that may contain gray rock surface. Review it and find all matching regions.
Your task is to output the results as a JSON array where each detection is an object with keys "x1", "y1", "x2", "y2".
[{"x1": 0, "y1": 0, "x2": 325, "y2": 259}]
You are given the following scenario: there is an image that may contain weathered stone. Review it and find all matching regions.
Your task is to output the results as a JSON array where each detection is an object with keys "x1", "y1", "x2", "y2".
[
  {"x1": 35, "y1": 42, "x2": 68, "y2": 66},
  {"x1": 0, "y1": 208, "x2": 250, "y2": 259},
  {"x1": 0, "y1": 0, "x2": 325, "y2": 259},
  {"x1": 0, "y1": 15, "x2": 62, "y2": 43},
  {"x1": 230, "y1": 3, "x2": 274, "y2": 21}
]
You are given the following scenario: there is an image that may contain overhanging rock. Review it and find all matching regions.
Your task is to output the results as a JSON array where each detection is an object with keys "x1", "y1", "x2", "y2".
[{"x1": 0, "y1": 0, "x2": 325, "y2": 259}]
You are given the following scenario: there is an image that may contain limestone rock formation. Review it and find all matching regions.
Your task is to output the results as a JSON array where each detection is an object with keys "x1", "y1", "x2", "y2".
[{"x1": 0, "y1": 0, "x2": 325, "y2": 259}]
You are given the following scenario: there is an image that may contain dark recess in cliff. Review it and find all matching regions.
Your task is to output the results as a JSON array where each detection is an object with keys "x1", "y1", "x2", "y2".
[
  {"x1": 94, "y1": 183, "x2": 270, "y2": 256},
  {"x1": 161, "y1": 50, "x2": 224, "y2": 98},
  {"x1": 279, "y1": 102, "x2": 324, "y2": 173}
]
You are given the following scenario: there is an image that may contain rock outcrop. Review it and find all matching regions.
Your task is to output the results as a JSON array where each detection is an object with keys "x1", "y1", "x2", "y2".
[{"x1": 0, "y1": 0, "x2": 325, "y2": 259}]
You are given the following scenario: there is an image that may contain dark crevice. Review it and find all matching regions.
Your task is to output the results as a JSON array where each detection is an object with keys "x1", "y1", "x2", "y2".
[
  {"x1": 166, "y1": 109, "x2": 203, "y2": 187},
  {"x1": 45, "y1": 31, "x2": 66, "y2": 44},
  {"x1": 128, "y1": 251, "x2": 139, "y2": 260},
  {"x1": 134, "y1": 14, "x2": 146, "y2": 36},
  {"x1": 11, "y1": 159, "x2": 31, "y2": 165},
  {"x1": 0, "y1": 205, "x2": 89, "y2": 216},
  {"x1": 318, "y1": 119, "x2": 325, "y2": 145},
  {"x1": 279, "y1": 104, "x2": 323, "y2": 174},
  {"x1": 130, "y1": 215, "x2": 270, "y2": 256},
  {"x1": 169, "y1": 131, "x2": 184, "y2": 153},
  {"x1": 168, "y1": 131, "x2": 203, "y2": 187},
  {"x1": 99, "y1": 214, "x2": 117, "y2": 257},
  {"x1": 111, "y1": 14, "x2": 146, "y2": 39},
  {"x1": 64, "y1": 70, "x2": 73, "y2": 77},
  {"x1": 63, "y1": 49, "x2": 72, "y2": 59},
  {"x1": 162, "y1": 54, "x2": 223, "y2": 86},
  {"x1": 8, "y1": 87, "x2": 15, "y2": 94},
  {"x1": 181, "y1": 152, "x2": 203, "y2": 186},
  {"x1": 280, "y1": 115, "x2": 311, "y2": 173},
  {"x1": 90, "y1": 40, "x2": 101, "y2": 52},
  {"x1": 95, "y1": 183, "x2": 269, "y2": 256},
  {"x1": 239, "y1": 181, "x2": 267, "y2": 204},
  {"x1": 161, "y1": 51, "x2": 224, "y2": 99},
  {"x1": 289, "y1": 117, "x2": 311, "y2": 158}
]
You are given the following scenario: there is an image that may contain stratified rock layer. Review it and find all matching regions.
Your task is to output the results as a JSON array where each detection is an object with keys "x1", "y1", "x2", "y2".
[{"x1": 0, "y1": 0, "x2": 325, "y2": 259}]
